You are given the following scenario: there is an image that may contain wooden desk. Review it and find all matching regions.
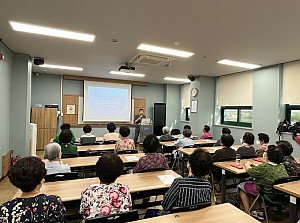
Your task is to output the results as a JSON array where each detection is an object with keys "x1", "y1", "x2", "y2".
[
  {"x1": 50, "y1": 137, "x2": 104, "y2": 143},
  {"x1": 178, "y1": 145, "x2": 242, "y2": 155},
  {"x1": 160, "y1": 139, "x2": 217, "y2": 147},
  {"x1": 130, "y1": 203, "x2": 259, "y2": 223},
  {"x1": 77, "y1": 144, "x2": 115, "y2": 152},
  {"x1": 14, "y1": 170, "x2": 180, "y2": 202},
  {"x1": 274, "y1": 180, "x2": 300, "y2": 223}
]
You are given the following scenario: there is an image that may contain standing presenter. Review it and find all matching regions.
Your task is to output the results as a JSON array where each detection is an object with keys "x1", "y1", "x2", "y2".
[{"x1": 134, "y1": 109, "x2": 146, "y2": 144}]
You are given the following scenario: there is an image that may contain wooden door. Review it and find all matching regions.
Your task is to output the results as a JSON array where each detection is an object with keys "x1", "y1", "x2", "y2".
[
  {"x1": 44, "y1": 129, "x2": 57, "y2": 147},
  {"x1": 44, "y1": 108, "x2": 57, "y2": 129},
  {"x1": 31, "y1": 108, "x2": 45, "y2": 128},
  {"x1": 36, "y1": 129, "x2": 45, "y2": 151}
]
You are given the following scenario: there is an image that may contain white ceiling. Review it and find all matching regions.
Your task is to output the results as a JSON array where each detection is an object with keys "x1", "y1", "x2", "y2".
[{"x1": 1, "y1": 0, "x2": 300, "y2": 84}]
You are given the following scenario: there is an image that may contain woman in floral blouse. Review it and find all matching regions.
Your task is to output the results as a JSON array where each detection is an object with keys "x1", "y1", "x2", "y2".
[
  {"x1": 114, "y1": 126, "x2": 136, "y2": 154},
  {"x1": 0, "y1": 156, "x2": 66, "y2": 223},
  {"x1": 80, "y1": 153, "x2": 132, "y2": 219}
]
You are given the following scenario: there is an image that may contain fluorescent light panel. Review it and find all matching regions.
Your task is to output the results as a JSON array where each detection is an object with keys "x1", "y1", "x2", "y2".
[
  {"x1": 217, "y1": 59, "x2": 261, "y2": 69},
  {"x1": 40, "y1": 64, "x2": 83, "y2": 71},
  {"x1": 137, "y1": 44, "x2": 194, "y2": 58},
  {"x1": 164, "y1": 77, "x2": 190, "y2": 83},
  {"x1": 109, "y1": 71, "x2": 145, "y2": 77},
  {"x1": 9, "y1": 21, "x2": 95, "y2": 42}
]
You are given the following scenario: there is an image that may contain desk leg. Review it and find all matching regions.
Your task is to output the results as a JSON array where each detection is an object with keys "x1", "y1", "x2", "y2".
[
  {"x1": 181, "y1": 153, "x2": 184, "y2": 177},
  {"x1": 221, "y1": 169, "x2": 226, "y2": 203},
  {"x1": 290, "y1": 196, "x2": 297, "y2": 223}
]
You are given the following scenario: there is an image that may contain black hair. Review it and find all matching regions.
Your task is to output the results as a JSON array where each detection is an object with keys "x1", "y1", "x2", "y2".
[
  {"x1": 107, "y1": 122, "x2": 116, "y2": 133},
  {"x1": 119, "y1": 126, "x2": 130, "y2": 137},
  {"x1": 267, "y1": 145, "x2": 285, "y2": 164},
  {"x1": 243, "y1": 132, "x2": 255, "y2": 145},
  {"x1": 221, "y1": 134, "x2": 234, "y2": 148},
  {"x1": 276, "y1": 140, "x2": 293, "y2": 156},
  {"x1": 183, "y1": 129, "x2": 192, "y2": 138},
  {"x1": 221, "y1": 127, "x2": 231, "y2": 135},
  {"x1": 139, "y1": 108, "x2": 144, "y2": 112},
  {"x1": 183, "y1": 125, "x2": 191, "y2": 130},
  {"x1": 60, "y1": 123, "x2": 71, "y2": 131},
  {"x1": 258, "y1": 133, "x2": 270, "y2": 144},
  {"x1": 8, "y1": 156, "x2": 46, "y2": 192},
  {"x1": 189, "y1": 148, "x2": 213, "y2": 177},
  {"x1": 96, "y1": 153, "x2": 123, "y2": 183},
  {"x1": 143, "y1": 134, "x2": 159, "y2": 153},
  {"x1": 83, "y1": 125, "x2": 92, "y2": 134},
  {"x1": 59, "y1": 129, "x2": 73, "y2": 143},
  {"x1": 203, "y1": 125, "x2": 210, "y2": 132}
]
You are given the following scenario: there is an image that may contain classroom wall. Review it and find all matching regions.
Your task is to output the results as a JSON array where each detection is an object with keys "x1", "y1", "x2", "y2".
[
  {"x1": 165, "y1": 84, "x2": 181, "y2": 129},
  {"x1": 0, "y1": 42, "x2": 12, "y2": 176}
]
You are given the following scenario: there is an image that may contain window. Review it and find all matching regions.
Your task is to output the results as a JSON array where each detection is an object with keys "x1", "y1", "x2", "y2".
[
  {"x1": 186, "y1": 108, "x2": 190, "y2": 121},
  {"x1": 285, "y1": 105, "x2": 300, "y2": 125},
  {"x1": 221, "y1": 106, "x2": 253, "y2": 127}
]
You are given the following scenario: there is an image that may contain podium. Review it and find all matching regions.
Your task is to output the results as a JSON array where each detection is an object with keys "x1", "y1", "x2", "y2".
[{"x1": 139, "y1": 124, "x2": 153, "y2": 143}]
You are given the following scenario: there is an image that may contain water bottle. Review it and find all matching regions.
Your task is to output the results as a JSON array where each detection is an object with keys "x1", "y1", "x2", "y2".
[{"x1": 236, "y1": 154, "x2": 241, "y2": 165}]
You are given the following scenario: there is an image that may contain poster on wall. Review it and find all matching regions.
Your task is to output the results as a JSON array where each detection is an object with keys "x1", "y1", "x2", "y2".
[
  {"x1": 66, "y1": 105, "x2": 76, "y2": 114},
  {"x1": 191, "y1": 100, "x2": 198, "y2": 113}
]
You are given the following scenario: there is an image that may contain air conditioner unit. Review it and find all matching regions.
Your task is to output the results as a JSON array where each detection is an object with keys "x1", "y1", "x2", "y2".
[{"x1": 130, "y1": 53, "x2": 176, "y2": 67}]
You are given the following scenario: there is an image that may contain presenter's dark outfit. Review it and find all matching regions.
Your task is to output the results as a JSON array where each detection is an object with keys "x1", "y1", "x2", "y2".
[{"x1": 134, "y1": 114, "x2": 146, "y2": 144}]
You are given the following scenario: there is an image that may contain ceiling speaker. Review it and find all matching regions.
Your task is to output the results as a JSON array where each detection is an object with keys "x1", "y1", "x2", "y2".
[{"x1": 188, "y1": 75, "x2": 195, "y2": 81}]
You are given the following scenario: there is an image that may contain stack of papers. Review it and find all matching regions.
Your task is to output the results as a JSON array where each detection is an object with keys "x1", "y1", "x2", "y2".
[{"x1": 158, "y1": 175, "x2": 177, "y2": 185}]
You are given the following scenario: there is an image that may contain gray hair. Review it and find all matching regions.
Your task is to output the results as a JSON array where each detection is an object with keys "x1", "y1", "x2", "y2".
[
  {"x1": 44, "y1": 143, "x2": 61, "y2": 161},
  {"x1": 162, "y1": 126, "x2": 170, "y2": 134}
]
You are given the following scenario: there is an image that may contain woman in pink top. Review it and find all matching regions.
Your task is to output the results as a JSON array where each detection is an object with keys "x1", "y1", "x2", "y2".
[
  {"x1": 114, "y1": 126, "x2": 136, "y2": 154},
  {"x1": 200, "y1": 125, "x2": 212, "y2": 139}
]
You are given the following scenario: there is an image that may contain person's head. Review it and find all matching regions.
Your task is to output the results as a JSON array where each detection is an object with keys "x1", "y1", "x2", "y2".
[
  {"x1": 8, "y1": 156, "x2": 46, "y2": 192},
  {"x1": 221, "y1": 134, "x2": 234, "y2": 148},
  {"x1": 258, "y1": 133, "x2": 270, "y2": 144},
  {"x1": 221, "y1": 127, "x2": 231, "y2": 135},
  {"x1": 143, "y1": 134, "x2": 159, "y2": 153},
  {"x1": 60, "y1": 123, "x2": 71, "y2": 131},
  {"x1": 59, "y1": 129, "x2": 73, "y2": 143},
  {"x1": 242, "y1": 132, "x2": 255, "y2": 145},
  {"x1": 96, "y1": 153, "x2": 123, "y2": 184},
  {"x1": 83, "y1": 125, "x2": 92, "y2": 134},
  {"x1": 203, "y1": 125, "x2": 210, "y2": 133},
  {"x1": 139, "y1": 108, "x2": 144, "y2": 115},
  {"x1": 276, "y1": 140, "x2": 293, "y2": 156},
  {"x1": 44, "y1": 143, "x2": 61, "y2": 161},
  {"x1": 107, "y1": 122, "x2": 116, "y2": 133},
  {"x1": 183, "y1": 129, "x2": 192, "y2": 138},
  {"x1": 119, "y1": 126, "x2": 130, "y2": 138},
  {"x1": 266, "y1": 145, "x2": 285, "y2": 164},
  {"x1": 183, "y1": 125, "x2": 191, "y2": 130},
  {"x1": 162, "y1": 126, "x2": 170, "y2": 135},
  {"x1": 189, "y1": 148, "x2": 213, "y2": 177}
]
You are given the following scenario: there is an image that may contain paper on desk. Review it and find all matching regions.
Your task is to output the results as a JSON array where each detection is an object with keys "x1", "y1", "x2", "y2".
[
  {"x1": 158, "y1": 175, "x2": 177, "y2": 185},
  {"x1": 125, "y1": 156, "x2": 139, "y2": 161}
]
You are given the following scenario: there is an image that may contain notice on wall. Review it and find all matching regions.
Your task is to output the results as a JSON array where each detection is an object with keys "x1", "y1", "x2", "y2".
[{"x1": 67, "y1": 105, "x2": 76, "y2": 114}]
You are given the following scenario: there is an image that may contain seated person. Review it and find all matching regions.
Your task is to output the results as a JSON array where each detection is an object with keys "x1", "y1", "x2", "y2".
[
  {"x1": 200, "y1": 125, "x2": 213, "y2": 140},
  {"x1": 114, "y1": 126, "x2": 136, "y2": 154},
  {"x1": 174, "y1": 129, "x2": 194, "y2": 148},
  {"x1": 0, "y1": 157, "x2": 66, "y2": 222},
  {"x1": 256, "y1": 133, "x2": 269, "y2": 157},
  {"x1": 53, "y1": 123, "x2": 76, "y2": 143},
  {"x1": 292, "y1": 131, "x2": 300, "y2": 146},
  {"x1": 80, "y1": 125, "x2": 96, "y2": 145},
  {"x1": 44, "y1": 142, "x2": 71, "y2": 175},
  {"x1": 103, "y1": 122, "x2": 119, "y2": 142},
  {"x1": 177, "y1": 125, "x2": 192, "y2": 140},
  {"x1": 159, "y1": 126, "x2": 173, "y2": 142},
  {"x1": 81, "y1": 125, "x2": 95, "y2": 138},
  {"x1": 133, "y1": 134, "x2": 169, "y2": 173},
  {"x1": 276, "y1": 140, "x2": 300, "y2": 176},
  {"x1": 80, "y1": 153, "x2": 132, "y2": 219},
  {"x1": 236, "y1": 132, "x2": 256, "y2": 158},
  {"x1": 214, "y1": 127, "x2": 231, "y2": 146},
  {"x1": 213, "y1": 134, "x2": 236, "y2": 162},
  {"x1": 161, "y1": 148, "x2": 213, "y2": 211},
  {"x1": 238, "y1": 145, "x2": 288, "y2": 219},
  {"x1": 59, "y1": 129, "x2": 78, "y2": 157}
]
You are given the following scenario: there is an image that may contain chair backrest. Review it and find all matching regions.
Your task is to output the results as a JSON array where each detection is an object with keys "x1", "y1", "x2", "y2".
[
  {"x1": 85, "y1": 210, "x2": 139, "y2": 223},
  {"x1": 171, "y1": 129, "x2": 181, "y2": 135},
  {"x1": 61, "y1": 153, "x2": 79, "y2": 159},
  {"x1": 45, "y1": 172, "x2": 79, "y2": 182},
  {"x1": 81, "y1": 136, "x2": 96, "y2": 145},
  {"x1": 241, "y1": 155, "x2": 257, "y2": 159},
  {"x1": 170, "y1": 202, "x2": 211, "y2": 214},
  {"x1": 138, "y1": 167, "x2": 167, "y2": 173},
  {"x1": 85, "y1": 149, "x2": 108, "y2": 157},
  {"x1": 102, "y1": 140, "x2": 117, "y2": 145},
  {"x1": 117, "y1": 150, "x2": 138, "y2": 154}
]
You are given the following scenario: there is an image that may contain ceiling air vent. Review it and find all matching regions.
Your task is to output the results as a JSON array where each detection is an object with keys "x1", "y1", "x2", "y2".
[{"x1": 130, "y1": 53, "x2": 176, "y2": 67}]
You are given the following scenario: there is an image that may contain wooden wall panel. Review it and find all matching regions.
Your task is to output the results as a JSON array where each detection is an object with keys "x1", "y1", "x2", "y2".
[
  {"x1": 44, "y1": 108, "x2": 58, "y2": 129},
  {"x1": 31, "y1": 108, "x2": 45, "y2": 128},
  {"x1": 134, "y1": 98, "x2": 146, "y2": 116},
  {"x1": 2, "y1": 150, "x2": 13, "y2": 178}
]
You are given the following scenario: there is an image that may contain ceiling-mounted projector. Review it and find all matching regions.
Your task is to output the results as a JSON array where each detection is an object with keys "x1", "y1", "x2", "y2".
[{"x1": 119, "y1": 63, "x2": 135, "y2": 71}]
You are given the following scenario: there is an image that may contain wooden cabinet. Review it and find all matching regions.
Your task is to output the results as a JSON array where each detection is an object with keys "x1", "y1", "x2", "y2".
[{"x1": 31, "y1": 108, "x2": 58, "y2": 151}]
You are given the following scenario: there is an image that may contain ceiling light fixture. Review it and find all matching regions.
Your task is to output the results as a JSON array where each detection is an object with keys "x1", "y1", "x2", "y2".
[
  {"x1": 9, "y1": 21, "x2": 95, "y2": 42},
  {"x1": 137, "y1": 44, "x2": 194, "y2": 58},
  {"x1": 164, "y1": 77, "x2": 191, "y2": 83},
  {"x1": 39, "y1": 64, "x2": 83, "y2": 71},
  {"x1": 217, "y1": 59, "x2": 261, "y2": 69},
  {"x1": 109, "y1": 71, "x2": 145, "y2": 77}
]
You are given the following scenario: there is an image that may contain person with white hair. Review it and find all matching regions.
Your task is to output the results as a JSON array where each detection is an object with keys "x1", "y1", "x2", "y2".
[
  {"x1": 159, "y1": 126, "x2": 173, "y2": 142},
  {"x1": 44, "y1": 142, "x2": 71, "y2": 175}
]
